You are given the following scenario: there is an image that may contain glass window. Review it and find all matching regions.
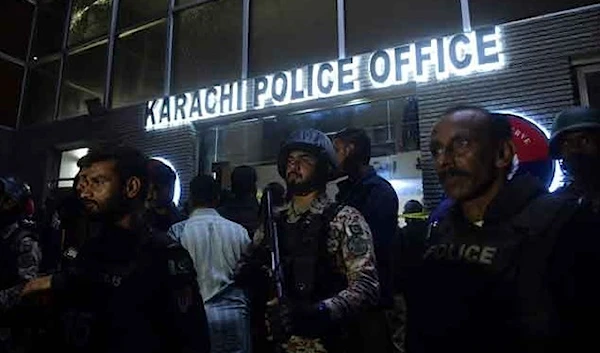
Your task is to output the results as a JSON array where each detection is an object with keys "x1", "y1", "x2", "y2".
[
  {"x1": 33, "y1": 0, "x2": 69, "y2": 57},
  {"x1": 58, "y1": 148, "x2": 89, "y2": 188},
  {"x1": 172, "y1": 0, "x2": 242, "y2": 94},
  {"x1": 470, "y1": 0, "x2": 600, "y2": 27},
  {"x1": 346, "y1": 0, "x2": 462, "y2": 56},
  {"x1": 0, "y1": 60, "x2": 23, "y2": 128},
  {"x1": 0, "y1": 0, "x2": 34, "y2": 59},
  {"x1": 22, "y1": 59, "x2": 60, "y2": 126},
  {"x1": 578, "y1": 64, "x2": 600, "y2": 109},
  {"x1": 112, "y1": 22, "x2": 166, "y2": 108},
  {"x1": 249, "y1": 0, "x2": 337, "y2": 77},
  {"x1": 586, "y1": 71, "x2": 600, "y2": 109},
  {"x1": 68, "y1": 0, "x2": 112, "y2": 46},
  {"x1": 118, "y1": 0, "x2": 167, "y2": 30},
  {"x1": 201, "y1": 97, "x2": 423, "y2": 209},
  {"x1": 59, "y1": 44, "x2": 107, "y2": 119}
]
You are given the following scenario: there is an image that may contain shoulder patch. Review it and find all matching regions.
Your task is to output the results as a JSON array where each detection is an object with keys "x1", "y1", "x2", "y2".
[{"x1": 347, "y1": 232, "x2": 369, "y2": 257}]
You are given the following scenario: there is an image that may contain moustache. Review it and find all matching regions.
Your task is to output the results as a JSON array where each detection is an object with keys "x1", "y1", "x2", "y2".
[
  {"x1": 439, "y1": 169, "x2": 471, "y2": 181},
  {"x1": 81, "y1": 199, "x2": 98, "y2": 207}
]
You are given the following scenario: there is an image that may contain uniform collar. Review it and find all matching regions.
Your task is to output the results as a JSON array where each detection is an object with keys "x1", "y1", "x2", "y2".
[
  {"x1": 191, "y1": 208, "x2": 220, "y2": 218},
  {"x1": 444, "y1": 174, "x2": 547, "y2": 226},
  {"x1": 285, "y1": 192, "x2": 331, "y2": 221},
  {"x1": 348, "y1": 166, "x2": 377, "y2": 184}
]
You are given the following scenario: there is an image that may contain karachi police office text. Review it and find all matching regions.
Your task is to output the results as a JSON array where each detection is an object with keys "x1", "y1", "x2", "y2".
[{"x1": 146, "y1": 27, "x2": 504, "y2": 130}]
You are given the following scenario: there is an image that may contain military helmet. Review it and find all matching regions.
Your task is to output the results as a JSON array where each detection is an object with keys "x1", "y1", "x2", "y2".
[
  {"x1": 0, "y1": 177, "x2": 31, "y2": 205},
  {"x1": 0, "y1": 176, "x2": 34, "y2": 216},
  {"x1": 277, "y1": 128, "x2": 339, "y2": 179},
  {"x1": 549, "y1": 107, "x2": 600, "y2": 159}
]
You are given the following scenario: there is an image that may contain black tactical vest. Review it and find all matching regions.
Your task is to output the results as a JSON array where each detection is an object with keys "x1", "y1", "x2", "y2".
[{"x1": 277, "y1": 204, "x2": 346, "y2": 304}]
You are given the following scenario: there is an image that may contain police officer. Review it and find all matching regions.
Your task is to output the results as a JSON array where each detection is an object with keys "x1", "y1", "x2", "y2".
[
  {"x1": 332, "y1": 128, "x2": 398, "y2": 352},
  {"x1": 26, "y1": 146, "x2": 210, "y2": 353},
  {"x1": 547, "y1": 106, "x2": 600, "y2": 351},
  {"x1": 549, "y1": 106, "x2": 600, "y2": 202},
  {"x1": 238, "y1": 129, "x2": 379, "y2": 353},
  {"x1": 406, "y1": 106, "x2": 575, "y2": 353},
  {"x1": 0, "y1": 176, "x2": 41, "y2": 352}
]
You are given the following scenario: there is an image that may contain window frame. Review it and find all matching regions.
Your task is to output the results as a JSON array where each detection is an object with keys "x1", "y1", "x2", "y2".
[{"x1": 576, "y1": 63, "x2": 600, "y2": 107}]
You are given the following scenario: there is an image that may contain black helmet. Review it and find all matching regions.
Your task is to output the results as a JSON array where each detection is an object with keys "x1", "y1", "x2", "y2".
[
  {"x1": 277, "y1": 129, "x2": 338, "y2": 179},
  {"x1": 0, "y1": 176, "x2": 34, "y2": 217},
  {"x1": 549, "y1": 107, "x2": 600, "y2": 159},
  {"x1": 0, "y1": 177, "x2": 31, "y2": 206}
]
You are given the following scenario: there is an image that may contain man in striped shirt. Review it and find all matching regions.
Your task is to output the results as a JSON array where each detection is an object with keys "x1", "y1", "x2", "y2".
[{"x1": 169, "y1": 175, "x2": 252, "y2": 353}]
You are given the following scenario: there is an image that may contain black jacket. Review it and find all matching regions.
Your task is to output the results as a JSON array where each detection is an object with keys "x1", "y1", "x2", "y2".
[
  {"x1": 218, "y1": 195, "x2": 260, "y2": 237},
  {"x1": 407, "y1": 175, "x2": 574, "y2": 353},
  {"x1": 549, "y1": 186, "x2": 600, "y2": 352},
  {"x1": 336, "y1": 167, "x2": 399, "y2": 308},
  {"x1": 48, "y1": 225, "x2": 210, "y2": 353}
]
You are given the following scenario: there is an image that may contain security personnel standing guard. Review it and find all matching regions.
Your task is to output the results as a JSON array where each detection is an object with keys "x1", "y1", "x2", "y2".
[
  {"x1": 237, "y1": 129, "x2": 380, "y2": 353},
  {"x1": 407, "y1": 106, "x2": 576, "y2": 353},
  {"x1": 25, "y1": 146, "x2": 210, "y2": 353},
  {"x1": 332, "y1": 128, "x2": 398, "y2": 353},
  {"x1": 0, "y1": 176, "x2": 41, "y2": 353},
  {"x1": 547, "y1": 107, "x2": 600, "y2": 352}
]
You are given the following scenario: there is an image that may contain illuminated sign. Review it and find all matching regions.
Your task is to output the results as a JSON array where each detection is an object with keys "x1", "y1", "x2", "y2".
[
  {"x1": 146, "y1": 26, "x2": 504, "y2": 130},
  {"x1": 495, "y1": 112, "x2": 564, "y2": 192}
]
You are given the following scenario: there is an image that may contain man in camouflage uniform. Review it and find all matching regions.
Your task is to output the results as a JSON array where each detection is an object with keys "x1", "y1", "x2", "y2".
[
  {"x1": 0, "y1": 176, "x2": 41, "y2": 352},
  {"x1": 238, "y1": 129, "x2": 379, "y2": 353}
]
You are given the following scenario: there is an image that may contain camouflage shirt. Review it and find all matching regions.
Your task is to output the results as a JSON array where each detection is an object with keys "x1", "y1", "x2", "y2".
[
  {"x1": 0, "y1": 221, "x2": 41, "y2": 311},
  {"x1": 253, "y1": 192, "x2": 380, "y2": 352}
]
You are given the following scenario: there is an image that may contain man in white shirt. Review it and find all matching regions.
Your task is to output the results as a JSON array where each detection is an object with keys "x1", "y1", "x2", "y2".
[{"x1": 169, "y1": 175, "x2": 252, "y2": 353}]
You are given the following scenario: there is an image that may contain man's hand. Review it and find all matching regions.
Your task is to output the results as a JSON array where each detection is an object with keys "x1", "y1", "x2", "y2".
[
  {"x1": 266, "y1": 298, "x2": 293, "y2": 342},
  {"x1": 266, "y1": 298, "x2": 332, "y2": 339},
  {"x1": 21, "y1": 275, "x2": 52, "y2": 296}
]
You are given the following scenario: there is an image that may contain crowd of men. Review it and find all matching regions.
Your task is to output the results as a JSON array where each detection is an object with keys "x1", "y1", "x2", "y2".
[{"x1": 0, "y1": 105, "x2": 599, "y2": 353}]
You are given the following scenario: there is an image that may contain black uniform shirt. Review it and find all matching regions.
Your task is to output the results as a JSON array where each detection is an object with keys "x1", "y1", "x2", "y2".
[{"x1": 51, "y1": 224, "x2": 210, "y2": 353}]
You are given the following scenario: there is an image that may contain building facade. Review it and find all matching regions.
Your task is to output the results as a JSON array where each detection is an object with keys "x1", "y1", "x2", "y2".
[{"x1": 2, "y1": 0, "x2": 600, "y2": 211}]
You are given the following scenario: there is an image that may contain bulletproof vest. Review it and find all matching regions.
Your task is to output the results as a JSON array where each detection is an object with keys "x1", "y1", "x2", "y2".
[
  {"x1": 277, "y1": 204, "x2": 346, "y2": 303},
  {"x1": 0, "y1": 222, "x2": 35, "y2": 289}
]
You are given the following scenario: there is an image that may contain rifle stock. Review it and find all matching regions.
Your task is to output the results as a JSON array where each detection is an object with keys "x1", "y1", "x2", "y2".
[
  {"x1": 265, "y1": 189, "x2": 284, "y2": 300},
  {"x1": 264, "y1": 190, "x2": 289, "y2": 351}
]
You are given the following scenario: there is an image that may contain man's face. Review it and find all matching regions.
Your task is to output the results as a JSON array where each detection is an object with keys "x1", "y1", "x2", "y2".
[
  {"x1": 285, "y1": 150, "x2": 318, "y2": 192},
  {"x1": 146, "y1": 183, "x2": 173, "y2": 209},
  {"x1": 558, "y1": 129, "x2": 600, "y2": 179},
  {"x1": 333, "y1": 138, "x2": 352, "y2": 173},
  {"x1": 76, "y1": 160, "x2": 123, "y2": 218},
  {"x1": 430, "y1": 111, "x2": 498, "y2": 201}
]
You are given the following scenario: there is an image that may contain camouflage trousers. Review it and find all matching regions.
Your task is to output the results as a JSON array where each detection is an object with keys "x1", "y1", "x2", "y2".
[{"x1": 385, "y1": 294, "x2": 407, "y2": 353}]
